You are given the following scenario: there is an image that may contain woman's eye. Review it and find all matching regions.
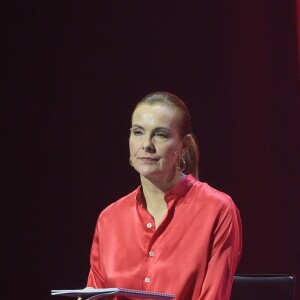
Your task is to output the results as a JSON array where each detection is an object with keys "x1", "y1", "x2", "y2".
[
  {"x1": 133, "y1": 130, "x2": 143, "y2": 136},
  {"x1": 155, "y1": 132, "x2": 168, "y2": 138}
]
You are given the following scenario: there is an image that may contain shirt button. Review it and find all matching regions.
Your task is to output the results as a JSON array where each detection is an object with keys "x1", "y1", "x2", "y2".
[
  {"x1": 144, "y1": 277, "x2": 151, "y2": 283},
  {"x1": 149, "y1": 251, "x2": 155, "y2": 257},
  {"x1": 146, "y1": 223, "x2": 152, "y2": 228}
]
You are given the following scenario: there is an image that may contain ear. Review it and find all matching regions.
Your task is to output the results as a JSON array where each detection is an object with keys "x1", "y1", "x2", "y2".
[{"x1": 181, "y1": 134, "x2": 192, "y2": 156}]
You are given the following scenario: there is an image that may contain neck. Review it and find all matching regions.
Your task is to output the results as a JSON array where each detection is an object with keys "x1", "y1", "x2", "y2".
[
  {"x1": 140, "y1": 172, "x2": 185, "y2": 227},
  {"x1": 140, "y1": 170, "x2": 185, "y2": 195}
]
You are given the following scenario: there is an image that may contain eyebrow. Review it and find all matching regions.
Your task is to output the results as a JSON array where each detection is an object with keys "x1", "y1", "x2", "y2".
[
  {"x1": 131, "y1": 124, "x2": 143, "y2": 129},
  {"x1": 131, "y1": 125, "x2": 171, "y2": 132}
]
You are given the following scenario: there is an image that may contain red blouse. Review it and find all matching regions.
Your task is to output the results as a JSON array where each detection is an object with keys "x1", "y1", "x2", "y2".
[{"x1": 87, "y1": 175, "x2": 242, "y2": 300}]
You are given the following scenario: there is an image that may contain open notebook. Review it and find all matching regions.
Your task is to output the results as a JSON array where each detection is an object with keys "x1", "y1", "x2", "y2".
[{"x1": 51, "y1": 288, "x2": 175, "y2": 299}]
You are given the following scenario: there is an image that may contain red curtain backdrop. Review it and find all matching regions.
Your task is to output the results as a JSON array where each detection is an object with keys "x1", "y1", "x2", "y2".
[
  {"x1": 226, "y1": 0, "x2": 300, "y2": 283},
  {"x1": 298, "y1": 0, "x2": 300, "y2": 77},
  {"x1": 3, "y1": 1, "x2": 299, "y2": 299}
]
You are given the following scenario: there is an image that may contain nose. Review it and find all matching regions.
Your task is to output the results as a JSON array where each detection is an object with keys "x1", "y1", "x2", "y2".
[{"x1": 142, "y1": 135, "x2": 155, "y2": 153}]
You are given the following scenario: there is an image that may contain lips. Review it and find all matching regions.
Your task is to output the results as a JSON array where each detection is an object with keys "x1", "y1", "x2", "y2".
[{"x1": 139, "y1": 157, "x2": 159, "y2": 161}]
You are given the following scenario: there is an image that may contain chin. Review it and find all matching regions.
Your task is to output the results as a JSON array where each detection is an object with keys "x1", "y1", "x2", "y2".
[{"x1": 135, "y1": 167, "x2": 163, "y2": 179}]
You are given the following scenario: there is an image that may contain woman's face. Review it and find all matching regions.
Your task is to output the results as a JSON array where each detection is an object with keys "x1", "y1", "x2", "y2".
[{"x1": 129, "y1": 103, "x2": 184, "y2": 182}]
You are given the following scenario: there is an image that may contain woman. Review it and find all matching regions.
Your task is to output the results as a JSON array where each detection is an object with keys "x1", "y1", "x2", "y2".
[{"x1": 86, "y1": 91, "x2": 242, "y2": 299}]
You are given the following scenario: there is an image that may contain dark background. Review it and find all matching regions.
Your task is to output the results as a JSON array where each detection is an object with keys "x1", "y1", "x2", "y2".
[{"x1": 2, "y1": 1, "x2": 300, "y2": 299}]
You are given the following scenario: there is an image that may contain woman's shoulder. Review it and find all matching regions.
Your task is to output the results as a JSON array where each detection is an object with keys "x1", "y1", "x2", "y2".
[
  {"x1": 191, "y1": 179, "x2": 235, "y2": 208},
  {"x1": 188, "y1": 181, "x2": 240, "y2": 224},
  {"x1": 100, "y1": 186, "x2": 140, "y2": 215}
]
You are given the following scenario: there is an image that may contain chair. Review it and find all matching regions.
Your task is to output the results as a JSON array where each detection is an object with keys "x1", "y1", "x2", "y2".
[{"x1": 230, "y1": 274, "x2": 296, "y2": 300}]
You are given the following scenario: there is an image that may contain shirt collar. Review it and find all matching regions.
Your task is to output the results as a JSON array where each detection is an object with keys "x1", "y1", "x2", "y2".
[{"x1": 135, "y1": 174, "x2": 197, "y2": 205}]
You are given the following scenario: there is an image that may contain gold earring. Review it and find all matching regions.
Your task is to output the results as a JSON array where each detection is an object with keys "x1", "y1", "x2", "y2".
[{"x1": 176, "y1": 156, "x2": 186, "y2": 172}]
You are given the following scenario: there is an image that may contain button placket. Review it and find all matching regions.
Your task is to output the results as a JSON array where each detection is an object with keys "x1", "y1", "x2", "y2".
[
  {"x1": 146, "y1": 222, "x2": 153, "y2": 229},
  {"x1": 143, "y1": 218, "x2": 158, "y2": 288}
]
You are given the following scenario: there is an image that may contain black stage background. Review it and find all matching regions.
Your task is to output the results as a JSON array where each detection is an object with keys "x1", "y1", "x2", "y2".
[{"x1": 2, "y1": 1, "x2": 300, "y2": 299}]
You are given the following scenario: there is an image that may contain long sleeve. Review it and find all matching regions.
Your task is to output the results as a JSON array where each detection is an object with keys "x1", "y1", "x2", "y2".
[
  {"x1": 87, "y1": 220, "x2": 105, "y2": 288},
  {"x1": 198, "y1": 200, "x2": 242, "y2": 300}
]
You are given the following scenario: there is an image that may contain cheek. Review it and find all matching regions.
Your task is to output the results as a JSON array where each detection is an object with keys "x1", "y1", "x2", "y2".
[
  {"x1": 167, "y1": 144, "x2": 182, "y2": 160},
  {"x1": 129, "y1": 139, "x2": 138, "y2": 156},
  {"x1": 163, "y1": 145, "x2": 180, "y2": 162}
]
